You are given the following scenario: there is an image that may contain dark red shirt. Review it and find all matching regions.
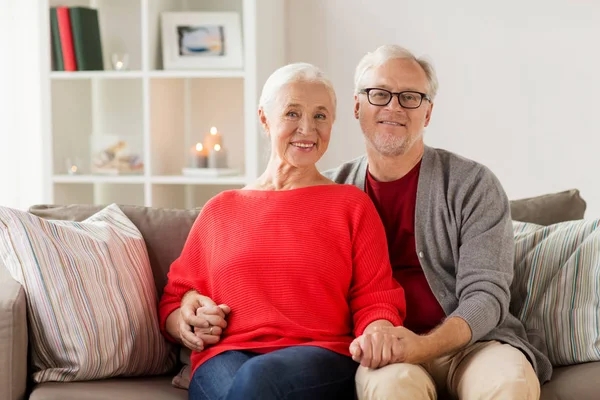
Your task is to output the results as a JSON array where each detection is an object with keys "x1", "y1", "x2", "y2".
[{"x1": 365, "y1": 161, "x2": 446, "y2": 334}]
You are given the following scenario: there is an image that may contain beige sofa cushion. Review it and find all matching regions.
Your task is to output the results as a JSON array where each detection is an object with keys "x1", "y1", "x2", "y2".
[
  {"x1": 29, "y1": 376, "x2": 187, "y2": 400},
  {"x1": 540, "y1": 362, "x2": 600, "y2": 400},
  {"x1": 510, "y1": 189, "x2": 586, "y2": 226},
  {"x1": 0, "y1": 204, "x2": 176, "y2": 382},
  {"x1": 0, "y1": 260, "x2": 28, "y2": 400},
  {"x1": 28, "y1": 204, "x2": 200, "y2": 297}
]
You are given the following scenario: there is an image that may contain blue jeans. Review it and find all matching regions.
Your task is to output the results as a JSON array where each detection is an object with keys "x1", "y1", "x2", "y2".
[{"x1": 189, "y1": 346, "x2": 358, "y2": 400}]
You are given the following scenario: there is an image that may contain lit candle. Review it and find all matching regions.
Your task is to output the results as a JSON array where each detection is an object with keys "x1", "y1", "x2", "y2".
[
  {"x1": 65, "y1": 157, "x2": 81, "y2": 175},
  {"x1": 208, "y1": 143, "x2": 228, "y2": 169},
  {"x1": 203, "y1": 126, "x2": 222, "y2": 152},
  {"x1": 190, "y1": 142, "x2": 208, "y2": 168}
]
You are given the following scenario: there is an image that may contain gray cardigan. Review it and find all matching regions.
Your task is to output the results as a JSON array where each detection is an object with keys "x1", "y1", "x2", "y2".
[{"x1": 324, "y1": 145, "x2": 552, "y2": 383}]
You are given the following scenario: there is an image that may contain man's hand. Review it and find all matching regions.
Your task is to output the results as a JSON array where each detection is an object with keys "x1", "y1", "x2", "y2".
[
  {"x1": 350, "y1": 329, "x2": 403, "y2": 369},
  {"x1": 375, "y1": 325, "x2": 433, "y2": 364},
  {"x1": 177, "y1": 291, "x2": 230, "y2": 351},
  {"x1": 350, "y1": 325, "x2": 435, "y2": 368},
  {"x1": 350, "y1": 317, "x2": 473, "y2": 369}
]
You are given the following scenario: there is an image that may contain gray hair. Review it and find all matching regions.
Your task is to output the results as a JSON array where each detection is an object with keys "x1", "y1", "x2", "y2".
[
  {"x1": 259, "y1": 62, "x2": 337, "y2": 120},
  {"x1": 354, "y1": 45, "x2": 439, "y2": 100}
]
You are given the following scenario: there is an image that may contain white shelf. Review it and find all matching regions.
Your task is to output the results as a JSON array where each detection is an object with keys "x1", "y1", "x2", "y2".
[
  {"x1": 148, "y1": 70, "x2": 246, "y2": 79},
  {"x1": 50, "y1": 70, "x2": 246, "y2": 80},
  {"x1": 53, "y1": 175, "x2": 145, "y2": 184},
  {"x1": 44, "y1": 0, "x2": 285, "y2": 208},
  {"x1": 53, "y1": 175, "x2": 248, "y2": 185},
  {"x1": 50, "y1": 71, "x2": 144, "y2": 80},
  {"x1": 151, "y1": 175, "x2": 248, "y2": 185}
]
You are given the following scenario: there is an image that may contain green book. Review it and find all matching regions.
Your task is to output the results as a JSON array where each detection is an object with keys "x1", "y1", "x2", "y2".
[
  {"x1": 69, "y1": 7, "x2": 104, "y2": 71},
  {"x1": 49, "y1": 8, "x2": 64, "y2": 71}
]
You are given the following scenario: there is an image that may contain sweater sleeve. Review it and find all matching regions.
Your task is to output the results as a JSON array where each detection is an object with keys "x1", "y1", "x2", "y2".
[
  {"x1": 348, "y1": 193, "x2": 406, "y2": 336},
  {"x1": 448, "y1": 167, "x2": 515, "y2": 343},
  {"x1": 158, "y1": 206, "x2": 212, "y2": 342}
]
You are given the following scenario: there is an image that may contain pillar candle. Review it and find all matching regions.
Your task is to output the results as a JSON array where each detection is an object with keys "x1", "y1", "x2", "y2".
[
  {"x1": 190, "y1": 142, "x2": 208, "y2": 168},
  {"x1": 208, "y1": 144, "x2": 228, "y2": 169},
  {"x1": 203, "y1": 126, "x2": 222, "y2": 152}
]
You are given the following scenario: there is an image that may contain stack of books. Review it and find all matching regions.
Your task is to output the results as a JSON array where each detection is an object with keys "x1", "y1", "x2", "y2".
[{"x1": 50, "y1": 7, "x2": 104, "y2": 71}]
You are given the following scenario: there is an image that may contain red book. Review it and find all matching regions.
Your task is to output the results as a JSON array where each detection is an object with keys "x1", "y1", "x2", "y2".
[{"x1": 56, "y1": 7, "x2": 77, "y2": 71}]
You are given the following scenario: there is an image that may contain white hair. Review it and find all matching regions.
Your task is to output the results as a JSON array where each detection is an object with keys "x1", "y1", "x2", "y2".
[
  {"x1": 354, "y1": 45, "x2": 439, "y2": 100},
  {"x1": 259, "y1": 62, "x2": 337, "y2": 120}
]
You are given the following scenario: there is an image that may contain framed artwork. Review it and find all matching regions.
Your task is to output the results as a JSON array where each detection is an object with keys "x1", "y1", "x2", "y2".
[{"x1": 161, "y1": 12, "x2": 243, "y2": 70}]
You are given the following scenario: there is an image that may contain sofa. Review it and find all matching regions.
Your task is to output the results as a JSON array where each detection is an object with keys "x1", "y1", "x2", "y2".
[{"x1": 0, "y1": 189, "x2": 597, "y2": 400}]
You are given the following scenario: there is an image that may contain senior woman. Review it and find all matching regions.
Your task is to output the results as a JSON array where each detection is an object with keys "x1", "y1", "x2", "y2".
[{"x1": 159, "y1": 63, "x2": 406, "y2": 400}]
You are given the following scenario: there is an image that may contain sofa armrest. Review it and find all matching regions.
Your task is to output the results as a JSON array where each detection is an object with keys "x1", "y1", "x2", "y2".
[{"x1": 0, "y1": 269, "x2": 28, "y2": 400}]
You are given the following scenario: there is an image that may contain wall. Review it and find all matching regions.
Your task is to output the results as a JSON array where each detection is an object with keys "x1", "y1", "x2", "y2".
[
  {"x1": 0, "y1": 0, "x2": 49, "y2": 210},
  {"x1": 286, "y1": 0, "x2": 600, "y2": 217}
]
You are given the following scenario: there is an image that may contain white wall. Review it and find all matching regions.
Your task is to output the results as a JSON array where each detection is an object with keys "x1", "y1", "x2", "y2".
[
  {"x1": 286, "y1": 0, "x2": 600, "y2": 217},
  {"x1": 0, "y1": 0, "x2": 48, "y2": 210}
]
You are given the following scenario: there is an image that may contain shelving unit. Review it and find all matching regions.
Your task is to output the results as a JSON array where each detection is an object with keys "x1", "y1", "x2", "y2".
[{"x1": 42, "y1": 0, "x2": 284, "y2": 208}]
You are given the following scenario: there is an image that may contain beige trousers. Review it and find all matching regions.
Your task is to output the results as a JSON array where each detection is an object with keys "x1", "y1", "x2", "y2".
[{"x1": 356, "y1": 340, "x2": 540, "y2": 400}]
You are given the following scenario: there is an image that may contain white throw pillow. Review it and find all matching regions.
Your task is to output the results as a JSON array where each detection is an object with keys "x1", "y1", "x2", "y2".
[
  {"x1": 0, "y1": 204, "x2": 175, "y2": 382},
  {"x1": 512, "y1": 219, "x2": 600, "y2": 366}
]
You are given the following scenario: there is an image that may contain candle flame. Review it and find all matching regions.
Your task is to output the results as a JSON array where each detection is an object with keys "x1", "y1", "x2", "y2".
[
  {"x1": 70, "y1": 165, "x2": 77, "y2": 173},
  {"x1": 214, "y1": 144, "x2": 221, "y2": 151},
  {"x1": 195, "y1": 143, "x2": 203, "y2": 151},
  {"x1": 210, "y1": 127, "x2": 218, "y2": 135}
]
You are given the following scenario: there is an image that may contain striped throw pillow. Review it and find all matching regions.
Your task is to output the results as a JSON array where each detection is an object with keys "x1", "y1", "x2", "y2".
[
  {"x1": 0, "y1": 204, "x2": 175, "y2": 382},
  {"x1": 512, "y1": 219, "x2": 600, "y2": 366}
]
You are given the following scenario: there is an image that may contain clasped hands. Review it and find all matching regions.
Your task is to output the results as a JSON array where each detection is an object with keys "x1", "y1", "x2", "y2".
[
  {"x1": 177, "y1": 291, "x2": 230, "y2": 352},
  {"x1": 350, "y1": 325, "x2": 430, "y2": 369},
  {"x1": 177, "y1": 291, "x2": 429, "y2": 368}
]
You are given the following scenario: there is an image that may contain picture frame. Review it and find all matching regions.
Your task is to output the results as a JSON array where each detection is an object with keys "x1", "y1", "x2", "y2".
[{"x1": 161, "y1": 12, "x2": 243, "y2": 70}]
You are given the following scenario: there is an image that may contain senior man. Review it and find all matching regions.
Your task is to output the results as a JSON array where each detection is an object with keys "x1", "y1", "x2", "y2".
[{"x1": 325, "y1": 44, "x2": 551, "y2": 400}]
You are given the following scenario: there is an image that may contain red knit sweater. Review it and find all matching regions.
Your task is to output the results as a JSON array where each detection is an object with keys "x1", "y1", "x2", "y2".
[{"x1": 159, "y1": 185, "x2": 406, "y2": 375}]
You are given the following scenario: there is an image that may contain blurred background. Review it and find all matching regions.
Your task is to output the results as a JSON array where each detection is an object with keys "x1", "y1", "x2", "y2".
[{"x1": 1, "y1": 0, "x2": 598, "y2": 215}]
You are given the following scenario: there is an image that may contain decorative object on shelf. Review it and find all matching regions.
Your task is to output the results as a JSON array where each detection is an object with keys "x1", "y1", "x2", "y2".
[
  {"x1": 189, "y1": 142, "x2": 208, "y2": 168},
  {"x1": 182, "y1": 167, "x2": 241, "y2": 177},
  {"x1": 202, "y1": 126, "x2": 227, "y2": 168},
  {"x1": 65, "y1": 157, "x2": 83, "y2": 175},
  {"x1": 183, "y1": 126, "x2": 234, "y2": 175},
  {"x1": 161, "y1": 12, "x2": 243, "y2": 70},
  {"x1": 203, "y1": 126, "x2": 222, "y2": 151},
  {"x1": 110, "y1": 53, "x2": 129, "y2": 71},
  {"x1": 91, "y1": 135, "x2": 144, "y2": 175},
  {"x1": 208, "y1": 143, "x2": 228, "y2": 169}
]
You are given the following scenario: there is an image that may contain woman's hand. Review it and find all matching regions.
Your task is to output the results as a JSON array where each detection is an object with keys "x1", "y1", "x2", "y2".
[
  {"x1": 350, "y1": 328, "x2": 403, "y2": 369},
  {"x1": 177, "y1": 291, "x2": 231, "y2": 351},
  {"x1": 192, "y1": 304, "x2": 231, "y2": 348},
  {"x1": 350, "y1": 325, "x2": 433, "y2": 368}
]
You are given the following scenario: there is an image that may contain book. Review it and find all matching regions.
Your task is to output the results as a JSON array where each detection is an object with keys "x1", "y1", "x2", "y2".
[
  {"x1": 49, "y1": 8, "x2": 64, "y2": 71},
  {"x1": 69, "y1": 7, "x2": 104, "y2": 71},
  {"x1": 56, "y1": 7, "x2": 77, "y2": 71}
]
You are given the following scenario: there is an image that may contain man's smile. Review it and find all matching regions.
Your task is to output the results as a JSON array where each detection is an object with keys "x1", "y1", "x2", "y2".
[{"x1": 378, "y1": 120, "x2": 406, "y2": 127}]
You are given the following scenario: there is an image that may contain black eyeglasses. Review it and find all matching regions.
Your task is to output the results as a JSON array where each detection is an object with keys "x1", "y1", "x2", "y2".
[{"x1": 359, "y1": 88, "x2": 431, "y2": 109}]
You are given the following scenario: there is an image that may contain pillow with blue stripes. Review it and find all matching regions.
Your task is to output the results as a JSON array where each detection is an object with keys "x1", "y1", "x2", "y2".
[{"x1": 511, "y1": 219, "x2": 600, "y2": 366}]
